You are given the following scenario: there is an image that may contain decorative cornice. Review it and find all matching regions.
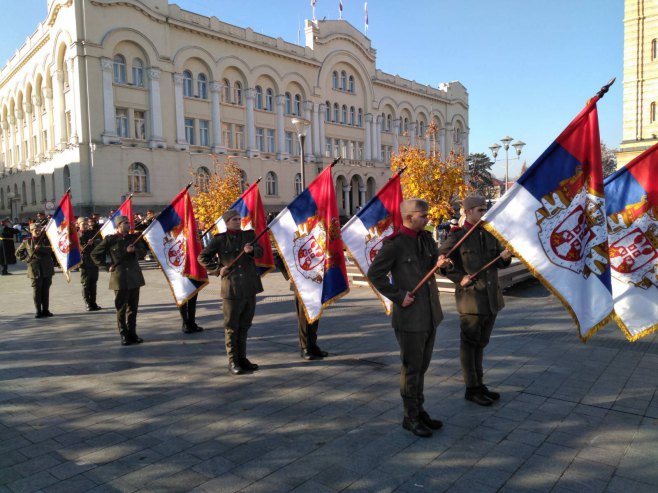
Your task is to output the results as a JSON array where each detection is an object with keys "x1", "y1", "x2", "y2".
[
  {"x1": 0, "y1": 35, "x2": 50, "y2": 91},
  {"x1": 47, "y1": 0, "x2": 73, "y2": 27}
]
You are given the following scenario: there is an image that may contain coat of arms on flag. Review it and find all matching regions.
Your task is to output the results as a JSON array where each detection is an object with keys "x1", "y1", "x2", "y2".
[{"x1": 45, "y1": 191, "x2": 81, "y2": 281}]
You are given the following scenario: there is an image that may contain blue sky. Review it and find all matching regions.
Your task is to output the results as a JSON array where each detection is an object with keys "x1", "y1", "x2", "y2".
[{"x1": 0, "y1": 0, "x2": 623, "y2": 178}]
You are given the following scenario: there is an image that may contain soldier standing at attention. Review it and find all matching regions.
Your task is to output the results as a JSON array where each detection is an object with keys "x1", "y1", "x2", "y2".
[
  {"x1": 1, "y1": 218, "x2": 20, "y2": 275},
  {"x1": 16, "y1": 223, "x2": 55, "y2": 318},
  {"x1": 368, "y1": 198, "x2": 451, "y2": 438},
  {"x1": 78, "y1": 217, "x2": 102, "y2": 311},
  {"x1": 91, "y1": 216, "x2": 146, "y2": 346},
  {"x1": 198, "y1": 209, "x2": 263, "y2": 375},
  {"x1": 439, "y1": 195, "x2": 512, "y2": 406}
]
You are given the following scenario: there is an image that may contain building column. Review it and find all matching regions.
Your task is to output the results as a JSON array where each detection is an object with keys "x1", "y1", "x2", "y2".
[
  {"x1": 359, "y1": 185, "x2": 366, "y2": 208},
  {"x1": 441, "y1": 126, "x2": 449, "y2": 155},
  {"x1": 303, "y1": 100, "x2": 314, "y2": 162},
  {"x1": 393, "y1": 118, "x2": 400, "y2": 154},
  {"x1": 318, "y1": 103, "x2": 326, "y2": 159},
  {"x1": 343, "y1": 185, "x2": 351, "y2": 216},
  {"x1": 425, "y1": 132, "x2": 431, "y2": 154},
  {"x1": 54, "y1": 69, "x2": 68, "y2": 148},
  {"x1": 370, "y1": 114, "x2": 377, "y2": 160},
  {"x1": 1, "y1": 121, "x2": 10, "y2": 171},
  {"x1": 24, "y1": 103, "x2": 34, "y2": 166},
  {"x1": 245, "y1": 88, "x2": 256, "y2": 157},
  {"x1": 33, "y1": 96, "x2": 43, "y2": 161},
  {"x1": 210, "y1": 82, "x2": 225, "y2": 154},
  {"x1": 173, "y1": 73, "x2": 187, "y2": 150},
  {"x1": 364, "y1": 113, "x2": 372, "y2": 161},
  {"x1": 16, "y1": 110, "x2": 25, "y2": 170},
  {"x1": 100, "y1": 57, "x2": 118, "y2": 144},
  {"x1": 376, "y1": 115, "x2": 383, "y2": 160},
  {"x1": 9, "y1": 115, "x2": 17, "y2": 167},
  {"x1": 66, "y1": 58, "x2": 79, "y2": 145},
  {"x1": 312, "y1": 102, "x2": 321, "y2": 160},
  {"x1": 147, "y1": 68, "x2": 166, "y2": 149},
  {"x1": 276, "y1": 94, "x2": 287, "y2": 160},
  {"x1": 409, "y1": 122, "x2": 417, "y2": 148}
]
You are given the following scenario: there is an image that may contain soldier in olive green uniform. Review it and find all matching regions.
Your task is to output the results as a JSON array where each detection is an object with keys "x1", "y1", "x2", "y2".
[
  {"x1": 78, "y1": 217, "x2": 102, "y2": 311},
  {"x1": 91, "y1": 215, "x2": 146, "y2": 346},
  {"x1": 439, "y1": 195, "x2": 512, "y2": 406},
  {"x1": 198, "y1": 209, "x2": 263, "y2": 375},
  {"x1": 368, "y1": 199, "x2": 450, "y2": 438},
  {"x1": 16, "y1": 223, "x2": 55, "y2": 318}
]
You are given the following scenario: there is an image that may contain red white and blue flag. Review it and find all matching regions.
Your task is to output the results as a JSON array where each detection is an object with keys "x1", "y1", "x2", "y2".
[
  {"x1": 604, "y1": 143, "x2": 658, "y2": 341},
  {"x1": 342, "y1": 172, "x2": 403, "y2": 314},
  {"x1": 143, "y1": 187, "x2": 208, "y2": 306},
  {"x1": 100, "y1": 196, "x2": 134, "y2": 238},
  {"x1": 214, "y1": 181, "x2": 275, "y2": 276},
  {"x1": 44, "y1": 191, "x2": 81, "y2": 282},
  {"x1": 269, "y1": 166, "x2": 349, "y2": 323},
  {"x1": 483, "y1": 94, "x2": 613, "y2": 341}
]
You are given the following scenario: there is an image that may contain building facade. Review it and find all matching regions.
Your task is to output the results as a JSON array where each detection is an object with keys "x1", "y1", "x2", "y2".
[
  {"x1": 0, "y1": 0, "x2": 468, "y2": 220},
  {"x1": 618, "y1": 0, "x2": 658, "y2": 166}
]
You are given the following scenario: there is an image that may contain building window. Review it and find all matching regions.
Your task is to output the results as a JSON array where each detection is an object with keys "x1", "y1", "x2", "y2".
[
  {"x1": 358, "y1": 109, "x2": 363, "y2": 127},
  {"x1": 653, "y1": 39, "x2": 658, "y2": 60},
  {"x1": 325, "y1": 138, "x2": 332, "y2": 157},
  {"x1": 285, "y1": 92, "x2": 292, "y2": 114},
  {"x1": 235, "y1": 125, "x2": 245, "y2": 149},
  {"x1": 294, "y1": 173, "x2": 302, "y2": 196},
  {"x1": 199, "y1": 119, "x2": 209, "y2": 146},
  {"x1": 40, "y1": 176, "x2": 46, "y2": 202},
  {"x1": 30, "y1": 179, "x2": 36, "y2": 204},
  {"x1": 197, "y1": 73, "x2": 208, "y2": 99},
  {"x1": 128, "y1": 162, "x2": 149, "y2": 193},
  {"x1": 222, "y1": 123, "x2": 233, "y2": 148},
  {"x1": 116, "y1": 108, "x2": 129, "y2": 137},
  {"x1": 333, "y1": 140, "x2": 340, "y2": 158},
  {"x1": 333, "y1": 103, "x2": 340, "y2": 122},
  {"x1": 134, "y1": 111, "x2": 146, "y2": 140},
  {"x1": 266, "y1": 128, "x2": 275, "y2": 153},
  {"x1": 325, "y1": 101, "x2": 331, "y2": 121},
  {"x1": 286, "y1": 131, "x2": 294, "y2": 155},
  {"x1": 387, "y1": 114, "x2": 392, "y2": 131},
  {"x1": 419, "y1": 121, "x2": 426, "y2": 138},
  {"x1": 294, "y1": 94, "x2": 302, "y2": 116},
  {"x1": 348, "y1": 75, "x2": 355, "y2": 93},
  {"x1": 266, "y1": 171, "x2": 278, "y2": 196},
  {"x1": 185, "y1": 118, "x2": 195, "y2": 145},
  {"x1": 350, "y1": 106, "x2": 355, "y2": 126},
  {"x1": 222, "y1": 78, "x2": 231, "y2": 103},
  {"x1": 113, "y1": 54, "x2": 127, "y2": 83},
  {"x1": 265, "y1": 89, "x2": 274, "y2": 111},
  {"x1": 234, "y1": 81, "x2": 243, "y2": 105},
  {"x1": 332, "y1": 71, "x2": 338, "y2": 89},
  {"x1": 22, "y1": 182, "x2": 27, "y2": 205},
  {"x1": 255, "y1": 86, "x2": 263, "y2": 109},
  {"x1": 651, "y1": 102, "x2": 657, "y2": 123},
  {"x1": 341, "y1": 71, "x2": 347, "y2": 91},
  {"x1": 51, "y1": 174, "x2": 55, "y2": 200},
  {"x1": 256, "y1": 127, "x2": 265, "y2": 151},
  {"x1": 182, "y1": 70, "x2": 193, "y2": 97},
  {"x1": 196, "y1": 166, "x2": 210, "y2": 192},
  {"x1": 342, "y1": 105, "x2": 347, "y2": 124},
  {"x1": 132, "y1": 59, "x2": 144, "y2": 87},
  {"x1": 63, "y1": 165, "x2": 71, "y2": 191}
]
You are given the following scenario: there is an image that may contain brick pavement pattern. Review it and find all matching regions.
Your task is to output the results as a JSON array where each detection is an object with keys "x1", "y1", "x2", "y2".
[{"x1": 1, "y1": 263, "x2": 657, "y2": 492}]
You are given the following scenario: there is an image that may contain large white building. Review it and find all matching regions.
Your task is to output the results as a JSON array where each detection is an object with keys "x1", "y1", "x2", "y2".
[{"x1": 0, "y1": 0, "x2": 468, "y2": 220}]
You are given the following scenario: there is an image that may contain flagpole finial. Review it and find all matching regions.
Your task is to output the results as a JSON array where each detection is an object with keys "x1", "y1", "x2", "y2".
[
  {"x1": 330, "y1": 157, "x2": 341, "y2": 168},
  {"x1": 596, "y1": 77, "x2": 616, "y2": 99}
]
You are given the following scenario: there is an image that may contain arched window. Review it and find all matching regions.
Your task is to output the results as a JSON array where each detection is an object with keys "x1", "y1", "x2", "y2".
[
  {"x1": 403, "y1": 118, "x2": 409, "y2": 133},
  {"x1": 653, "y1": 39, "x2": 658, "y2": 60},
  {"x1": 255, "y1": 86, "x2": 263, "y2": 109},
  {"x1": 294, "y1": 173, "x2": 302, "y2": 196},
  {"x1": 21, "y1": 181, "x2": 27, "y2": 205},
  {"x1": 340, "y1": 71, "x2": 347, "y2": 91},
  {"x1": 222, "y1": 78, "x2": 231, "y2": 103},
  {"x1": 419, "y1": 121, "x2": 426, "y2": 138},
  {"x1": 348, "y1": 75, "x2": 355, "y2": 93},
  {"x1": 40, "y1": 176, "x2": 46, "y2": 203},
  {"x1": 333, "y1": 103, "x2": 340, "y2": 122},
  {"x1": 197, "y1": 73, "x2": 208, "y2": 99},
  {"x1": 651, "y1": 102, "x2": 657, "y2": 123},
  {"x1": 358, "y1": 108, "x2": 363, "y2": 127},
  {"x1": 63, "y1": 165, "x2": 71, "y2": 191},
  {"x1": 341, "y1": 105, "x2": 347, "y2": 124},
  {"x1": 132, "y1": 58, "x2": 144, "y2": 87},
  {"x1": 234, "y1": 81, "x2": 243, "y2": 105},
  {"x1": 332, "y1": 71, "x2": 338, "y2": 89},
  {"x1": 265, "y1": 88, "x2": 274, "y2": 111},
  {"x1": 182, "y1": 70, "x2": 193, "y2": 97},
  {"x1": 294, "y1": 94, "x2": 302, "y2": 116},
  {"x1": 51, "y1": 174, "x2": 55, "y2": 200},
  {"x1": 113, "y1": 54, "x2": 126, "y2": 83},
  {"x1": 239, "y1": 169, "x2": 247, "y2": 192},
  {"x1": 266, "y1": 171, "x2": 278, "y2": 196},
  {"x1": 325, "y1": 101, "x2": 331, "y2": 121},
  {"x1": 0, "y1": 188, "x2": 3, "y2": 210},
  {"x1": 128, "y1": 162, "x2": 149, "y2": 193},
  {"x1": 387, "y1": 114, "x2": 392, "y2": 131},
  {"x1": 350, "y1": 106, "x2": 355, "y2": 125},
  {"x1": 30, "y1": 178, "x2": 36, "y2": 204},
  {"x1": 196, "y1": 166, "x2": 211, "y2": 192},
  {"x1": 285, "y1": 92, "x2": 292, "y2": 114}
]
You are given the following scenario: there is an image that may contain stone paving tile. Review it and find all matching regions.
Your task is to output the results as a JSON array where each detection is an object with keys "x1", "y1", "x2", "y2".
[{"x1": 6, "y1": 470, "x2": 60, "y2": 493}]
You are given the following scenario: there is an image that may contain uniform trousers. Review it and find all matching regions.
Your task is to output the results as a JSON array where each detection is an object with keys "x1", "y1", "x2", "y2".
[
  {"x1": 223, "y1": 296, "x2": 256, "y2": 362},
  {"x1": 31, "y1": 276, "x2": 52, "y2": 312},
  {"x1": 179, "y1": 294, "x2": 198, "y2": 327},
  {"x1": 80, "y1": 267, "x2": 99, "y2": 307},
  {"x1": 114, "y1": 288, "x2": 140, "y2": 335},
  {"x1": 394, "y1": 326, "x2": 436, "y2": 420},
  {"x1": 459, "y1": 313, "x2": 496, "y2": 388},
  {"x1": 295, "y1": 296, "x2": 320, "y2": 352}
]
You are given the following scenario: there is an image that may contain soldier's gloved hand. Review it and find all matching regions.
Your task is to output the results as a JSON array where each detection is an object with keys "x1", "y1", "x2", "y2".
[
  {"x1": 108, "y1": 265, "x2": 115, "y2": 272},
  {"x1": 243, "y1": 244, "x2": 254, "y2": 254},
  {"x1": 220, "y1": 266, "x2": 230, "y2": 277},
  {"x1": 402, "y1": 292, "x2": 415, "y2": 307},
  {"x1": 436, "y1": 255, "x2": 451, "y2": 269},
  {"x1": 501, "y1": 249, "x2": 512, "y2": 261},
  {"x1": 126, "y1": 245, "x2": 135, "y2": 253},
  {"x1": 460, "y1": 275, "x2": 473, "y2": 287}
]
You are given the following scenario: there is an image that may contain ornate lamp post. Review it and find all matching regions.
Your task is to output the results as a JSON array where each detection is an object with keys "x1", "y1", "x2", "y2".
[
  {"x1": 292, "y1": 117, "x2": 311, "y2": 188},
  {"x1": 489, "y1": 137, "x2": 525, "y2": 194}
]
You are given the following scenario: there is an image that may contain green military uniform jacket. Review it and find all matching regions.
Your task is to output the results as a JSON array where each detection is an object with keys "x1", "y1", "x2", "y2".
[
  {"x1": 198, "y1": 230, "x2": 264, "y2": 299},
  {"x1": 79, "y1": 230, "x2": 100, "y2": 272},
  {"x1": 15, "y1": 238, "x2": 55, "y2": 279},
  {"x1": 367, "y1": 230, "x2": 443, "y2": 332},
  {"x1": 90, "y1": 233, "x2": 145, "y2": 290},
  {"x1": 439, "y1": 225, "x2": 511, "y2": 315}
]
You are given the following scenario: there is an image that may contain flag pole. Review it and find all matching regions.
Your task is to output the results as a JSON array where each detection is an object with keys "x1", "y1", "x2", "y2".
[
  {"x1": 212, "y1": 226, "x2": 271, "y2": 276},
  {"x1": 81, "y1": 193, "x2": 134, "y2": 253},
  {"x1": 409, "y1": 219, "x2": 484, "y2": 296},
  {"x1": 596, "y1": 77, "x2": 615, "y2": 99},
  {"x1": 201, "y1": 177, "x2": 263, "y2": 239},
  {"x1": 462, "y1": 253, "x2": 503, "y2": 284}
]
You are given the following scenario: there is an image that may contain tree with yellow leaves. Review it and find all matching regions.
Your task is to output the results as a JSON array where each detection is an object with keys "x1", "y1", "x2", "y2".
[
  {"x1": 391, "y1": 145, "x2": 471, "y2": 224},
  {"x1": 191, "y1": 155, "x2": 243, "y2": 232}
]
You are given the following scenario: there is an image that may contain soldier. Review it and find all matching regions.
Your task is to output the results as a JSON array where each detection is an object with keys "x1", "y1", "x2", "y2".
[
  {"x1": 1, "y1": 218, "x2": 19, "y2": 275},
  {"x1": 439, "y1": 195, "x2": 512, "y2": 406},
  {"x1": 91, "y1": 215, "x2": 146, "y2": 346},
  {"x1": 198, "y1": 209, "x2": 263, "y2": 375},
  {"x1": 16, "y1": 223, "x2": 55, "y2": 318},
  {"x1": 368, "y1": 199, "x2": 450, "y2": 438},
  {"x1": 78, "y1": 217, "x2": 102, "y2": 311},
  {"x1": 179, "y1": 294, "x2": 203, "y2": 334}
]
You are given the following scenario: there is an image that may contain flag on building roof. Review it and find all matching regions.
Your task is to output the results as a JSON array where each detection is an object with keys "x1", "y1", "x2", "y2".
[
  {"x1": 483, "y1": 93, "x2": 613, "y2": 341},
  {"x1": 214, "y1": 181, "x2": 274, "y2": 276},
  {"x1": 604, "y1": 143, "x2": 658, "y2": 341},
  {"x1": 342, "y1": 171, "x2": 403, "y2": 314},
  {"x1": 364, "y1": 1, "x2": 369, "y2": 32},
  {"x1": 100, "y1": 196, "x2": 134, "y2": 238},
  {"x1": 44, "y1": 191, "x2": 81, "y2": 282},
  {"x1": 269, "y1": 166, "x2": 349, "y2": 323},
  {"x1": 142, "y1": 186, "x2": 208, "y2": 306}
]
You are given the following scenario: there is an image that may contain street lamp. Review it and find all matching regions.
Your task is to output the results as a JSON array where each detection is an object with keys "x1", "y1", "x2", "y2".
[
  {"x1": 489, "y1": 137, "x2": 525, "y2": 194},
  {"x1": 291, "y1": 117, "x2": 311, "y2": 189}
]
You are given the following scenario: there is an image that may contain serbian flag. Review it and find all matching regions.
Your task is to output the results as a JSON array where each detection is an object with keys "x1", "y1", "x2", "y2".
[
  {"x1": 483, "y1": 93, "x2": 613, "y2": 341},
  {"x1": 604, "y1": 143, "x2": 658, "y2": 341},
  {"x1": 342, "y1": 171, "x2": 403, "y2": 314},
  {"x1": 269, "y1": 166, "x2": 349, "y2": 323},
  {"x1": 44, "y1": 191, "x2": 81, "y2": 282},
  {"x1": 213, "y1": 181, "x2": 274, "y2": 276},
  {"x1": 100, "y1": 196, "x2": 134, "y2": 237},
  {"x1": 142, "y1": 187, "x2": 208, "y2": 306}
]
